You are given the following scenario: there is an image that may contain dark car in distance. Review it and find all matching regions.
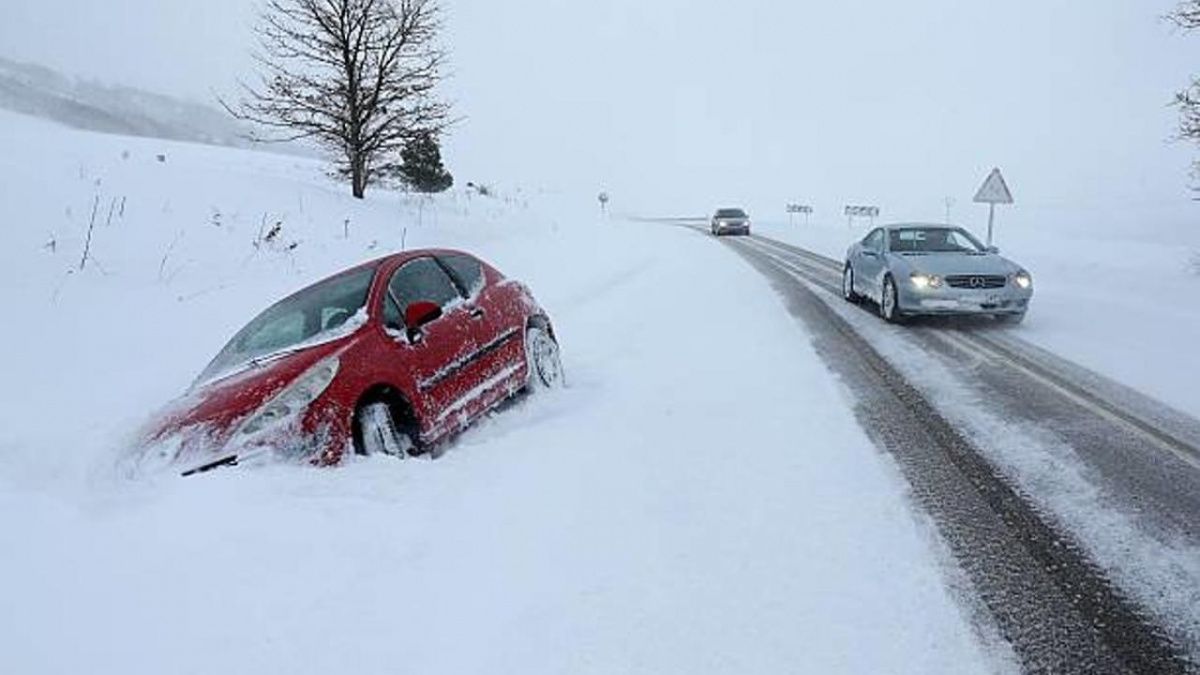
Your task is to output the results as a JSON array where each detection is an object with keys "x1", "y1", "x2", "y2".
[{"x1": 711, "y1": 208, "x2": 751, "y2": 236}]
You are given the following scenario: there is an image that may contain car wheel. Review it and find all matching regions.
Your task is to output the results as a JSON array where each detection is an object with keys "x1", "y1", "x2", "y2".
[
  {"x1": 842, "y1": 264, "x2": 861, "y2": 303},
  {"x1": 356, "y1": 401, "x2": 416, "y2": 458},
  {"x1": 526, "y1": 325, "x2": 564, "y2": 390},
  {"x1": 996, "y1": 311, "x2": 1026, "y2": 325},
  {"x1": 880, "y1": 275, "x2": 903, "y2": 323}
]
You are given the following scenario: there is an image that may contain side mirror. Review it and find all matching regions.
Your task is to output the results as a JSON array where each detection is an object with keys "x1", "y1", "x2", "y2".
[
  {"x1": 985, "y1": 245, "x2": 999, "y2": 254},
  {"x1": 404, "y1": 301, "x2": 442, "y2": 341}
]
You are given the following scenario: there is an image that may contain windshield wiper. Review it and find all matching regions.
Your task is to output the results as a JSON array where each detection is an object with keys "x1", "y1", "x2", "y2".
[{"x1": 248, "y1": 346, "x2": 307, "y2": 369}]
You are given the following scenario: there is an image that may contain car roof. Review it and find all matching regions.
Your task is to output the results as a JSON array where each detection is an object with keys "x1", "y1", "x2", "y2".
[
  {"x1": 288, "y1": 248, "x2": 480, "y2": 296},
  {"x1": 356, "y1": 246, "x2": 482, "y2": 271},
  {"x1": 881, "y1": 222, "x2": 960, "y2": 231}
]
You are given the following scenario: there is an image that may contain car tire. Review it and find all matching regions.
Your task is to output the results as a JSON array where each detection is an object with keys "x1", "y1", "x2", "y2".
[
  {"x1": 525, "y1": 325, "x2": 564, "y2": 390},
  {"x1": 842, "y1": 264, "x2": 861, "y2": 303},
  {"x1": 356, "y1": 401, "x2": 416, "y2": 458},
  {"x1": 880, "y1": 275, "x2": 903, "y2": 323}
]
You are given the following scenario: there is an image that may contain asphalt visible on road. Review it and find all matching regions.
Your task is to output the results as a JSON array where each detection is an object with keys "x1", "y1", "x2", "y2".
[{"x1": 693, "y1": 225, "x2": 1200, "y2": 674}]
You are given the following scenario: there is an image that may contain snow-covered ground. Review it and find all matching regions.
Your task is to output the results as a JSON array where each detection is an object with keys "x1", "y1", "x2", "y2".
[
  {"x1": 755, "y1": 216, "x2": 1200, "y2": 418},
  {"x1": 0, "y1": 111, "x2": 1006, "y2": 673}
]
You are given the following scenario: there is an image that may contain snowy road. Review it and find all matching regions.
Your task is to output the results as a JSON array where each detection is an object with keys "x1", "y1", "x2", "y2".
[{"x1": 693, "y1": 224, "x2": 1200, "y2": 673}]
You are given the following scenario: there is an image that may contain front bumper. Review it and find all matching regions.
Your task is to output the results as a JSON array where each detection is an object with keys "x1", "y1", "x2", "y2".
[
  {"x1": 715, "y1": 224, "x2": 750, "y2": 235},
  {"x1": 897, "y1": 285, "x2": 1032, "y2": 315},
  {"x1": 137, "y1": 400, "x2": 353, "y2": 475}
]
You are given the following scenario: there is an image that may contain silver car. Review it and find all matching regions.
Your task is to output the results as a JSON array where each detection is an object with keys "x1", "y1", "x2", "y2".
[
  {"x1": 710, "y1": 208, "x2": 751, "y2": 236},
  {"x1": 842, "y1": 223, "x2": 1033, "y2": 323}
]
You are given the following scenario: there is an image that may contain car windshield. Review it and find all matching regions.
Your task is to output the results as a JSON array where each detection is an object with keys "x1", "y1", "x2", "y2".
[
  {"x1": 889, "y1": 227, "x2": 985, "y2": 253},
  {"x1": 197, "y1": 265, "x2": 378, "y2": 384},
  {"x1": 716, "y1": 209, "x2": 747, "y2": 218}
]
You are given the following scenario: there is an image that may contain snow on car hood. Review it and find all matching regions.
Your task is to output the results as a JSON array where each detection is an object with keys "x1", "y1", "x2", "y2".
[
  {"x1": 144, "y1": 338, "x2": 347, "y2": 446},
  {"x1": 890, "y1": 252, "x2": 1021, "y2": 276}
]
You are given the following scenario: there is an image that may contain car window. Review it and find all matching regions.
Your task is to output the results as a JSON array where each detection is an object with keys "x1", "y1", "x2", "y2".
[
  {"x1": 863, "y1": 229, "x2": 884, "y2": 251},
  {"x1": 716, "y1": 208, "x2": 747, "y2": 218},
  {"x1": 320, "y1": 306, "x2": 354, "y2": 331},
  {"x1": 243, "y1": 312, "x2": 306, "y2": 352},
  {"x1": 387, "y1": 257, "x2": 463, "y2": 324},
  {"x1": 890, "y1": 227, "x2": 984, "y2": 253},
  {"x1": 199, "y1": 265, "x2": 377, "y2": 382},
  {"x1": 438, "y1": 253, "x2": 485, "y2": 298},
  {"x1": 944, "y1": 230, "x2": 982, "y2": 251}
]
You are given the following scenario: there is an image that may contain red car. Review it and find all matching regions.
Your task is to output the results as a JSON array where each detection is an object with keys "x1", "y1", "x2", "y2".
[{"x1": 141, "y1": 249, "x2": 563, "y2": 474}]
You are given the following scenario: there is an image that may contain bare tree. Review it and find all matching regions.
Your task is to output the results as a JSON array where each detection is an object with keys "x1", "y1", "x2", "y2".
[
  {"x1": 1168, "y1": 1, "x2": 1200, "y2": 30},
  {"x1": 227, "y1": 0, "x2": 451, "y2": 198},
  {"x1": 1168, "y1": 2, "x2": 1200, "y2": 185}
]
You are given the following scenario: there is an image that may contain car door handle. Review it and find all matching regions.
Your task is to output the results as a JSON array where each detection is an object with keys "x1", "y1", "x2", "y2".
[{"x1": 469, "y1": 307, "x2": 486, "y2": 320}]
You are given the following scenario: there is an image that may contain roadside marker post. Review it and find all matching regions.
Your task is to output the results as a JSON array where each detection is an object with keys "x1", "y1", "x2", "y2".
[{"x1": 973, "y1": 168, "x2": 1013, "y2": 246}]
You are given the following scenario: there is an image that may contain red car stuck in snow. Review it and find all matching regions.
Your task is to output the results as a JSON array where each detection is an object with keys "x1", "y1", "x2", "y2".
[{"x1": 140, "y1": 249, "x2": 563, "y2": 474}]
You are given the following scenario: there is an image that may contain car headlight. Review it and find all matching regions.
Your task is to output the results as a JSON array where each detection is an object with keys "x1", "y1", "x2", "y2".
[
  {"x1": 1013, "y1": 272, "x2": 1032, "y2": 289},
  {"x1": 238, "y1": 357, "x2": 340, "y2": 436},
  {"x1": 910, "y1": 273, "x2": 942, "y2": 289}
]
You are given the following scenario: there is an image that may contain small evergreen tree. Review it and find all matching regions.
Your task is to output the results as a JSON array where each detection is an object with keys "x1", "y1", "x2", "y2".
[{"x1": 396, "y1": 131, "x2": 453, "y2": 193}]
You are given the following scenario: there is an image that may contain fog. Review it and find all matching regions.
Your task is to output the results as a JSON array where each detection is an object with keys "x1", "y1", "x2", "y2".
[{"x1": 3, "y1": 0, "x2": 1197, "y2": 228}]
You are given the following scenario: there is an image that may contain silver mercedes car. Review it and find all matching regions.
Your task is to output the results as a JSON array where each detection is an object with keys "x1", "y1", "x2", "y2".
[
  {"x1": 710, "y1": 207, "x2": 751, "y2": 236},
  {"x1": 842, "y1": 224, "x2": 1033, "y2": 324}
]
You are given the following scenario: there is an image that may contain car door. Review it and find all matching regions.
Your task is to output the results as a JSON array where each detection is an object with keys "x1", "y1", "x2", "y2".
[
  {"x1": 856, "y1": 228, "x2": 886, "y2": 299},
  {"x1": 436, "y1": 253, "x2": 525, "y2": 416},
  {"x1": 381, "y1": 256, "x2": 482, "y2": 436}
]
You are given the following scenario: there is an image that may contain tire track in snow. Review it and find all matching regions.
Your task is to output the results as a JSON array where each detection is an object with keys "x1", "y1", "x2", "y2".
[{"x1": 682, "y1": 224, "x2": 1195, "y2": 674}]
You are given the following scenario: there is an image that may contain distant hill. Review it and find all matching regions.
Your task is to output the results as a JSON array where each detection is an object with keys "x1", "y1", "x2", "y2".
[{"x1": 0, "y1": 56, "x2": 273, "y2": 150}]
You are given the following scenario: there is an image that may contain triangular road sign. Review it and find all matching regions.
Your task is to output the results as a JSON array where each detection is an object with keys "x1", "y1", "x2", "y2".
[{"x1": 973, "y1": 168, "x2": 1013, "y2": 204}]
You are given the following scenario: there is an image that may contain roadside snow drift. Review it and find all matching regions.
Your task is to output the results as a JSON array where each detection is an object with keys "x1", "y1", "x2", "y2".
[{"x1": 0, "y1": 112, "x2": 1000, "y2": 673}]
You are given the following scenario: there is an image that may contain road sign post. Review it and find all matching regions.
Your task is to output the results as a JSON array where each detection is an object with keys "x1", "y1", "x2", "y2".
[
  {"x1": 972, "y1": 168, "x2": 1013, "y2": 246},
  {"x1": 844, "y1": 205, "x2": 880, "y2": 229},
  {"x1": 786, "y1": 203, "x2": 813, "y2": 226}
]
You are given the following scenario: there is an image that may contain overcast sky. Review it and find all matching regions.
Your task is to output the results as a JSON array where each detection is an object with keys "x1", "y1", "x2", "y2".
[{"x1": 3, "y1": 0, "x2": 1198, "y2": 227}]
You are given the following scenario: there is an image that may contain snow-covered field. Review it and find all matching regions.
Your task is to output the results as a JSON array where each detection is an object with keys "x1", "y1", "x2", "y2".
[
  {"x1": 0, "y1": 112, "x2": 1005, "y2": 673},
  {"x1": 755, "y1": 216, "x2": 1200, "y2": 418}
]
